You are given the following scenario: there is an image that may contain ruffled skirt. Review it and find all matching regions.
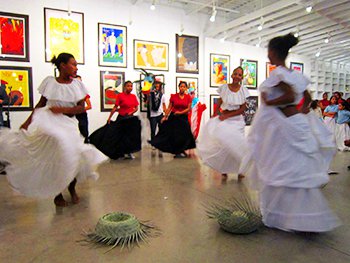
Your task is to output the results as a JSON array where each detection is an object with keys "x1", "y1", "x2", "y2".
[
  {"x1": 335, "y1": 123, "x2": 350, "y2": 151},
  {"x1": 0, "y1": 107, "x2": 107, "y2": 198},
  {"x1": 150, "y1": 114, "x2": 196, "y2": 154},
  {"x1": 89, "y1": 115, "x2": 142, "y2": 159},
  {"x1": 197, "y1": 116, "x2": 247, "y2": 174},
  {"x1": 240, "y1": 106, "x2": 339, "y2": 232}
]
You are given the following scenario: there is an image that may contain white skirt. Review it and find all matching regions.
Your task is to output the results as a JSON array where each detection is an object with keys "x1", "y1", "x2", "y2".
[
  {"x1": 0, "y1": 107, "x2": 108, "y2": 198},
  {"x1": 324, "y1": 116, "x2": 336, "y2": 135},
  {"x1": 240, "y1": 106, "x2": 338, "y2": 232},
  {"x1": 261, "y1": 185, "x2": 340, "y2": 232},
  {"x1": 335, "y1": 123, "x2": 350, "y2": 151},
  {"x1": 197, "y1": 115, "x2": 247, "y2": 174}
]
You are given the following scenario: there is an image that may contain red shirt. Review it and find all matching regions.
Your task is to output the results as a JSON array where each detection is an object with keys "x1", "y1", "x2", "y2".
[
  {"x1": 170, "y1": 93, "x2": 192, "y2": 113},
  {"x1": 115, "y1": 92, "x2": 139, "y2": 116},
  {"x1": 320, "y1": 99, "x2": 330, "y2": 108}
]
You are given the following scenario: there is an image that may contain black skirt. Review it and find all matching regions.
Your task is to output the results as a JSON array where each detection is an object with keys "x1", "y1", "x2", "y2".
[
  {"x1": 89, "y1": 115, "x2": 141, "y2": 159},
  {"x1": 150, "y1": 113, "x2": 196, "y2": 154}
]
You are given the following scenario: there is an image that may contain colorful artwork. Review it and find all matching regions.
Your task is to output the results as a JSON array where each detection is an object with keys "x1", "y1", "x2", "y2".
[
  {"x1": 0, "y1": 12, "x2": 29, "y2": 62},
  {"x1": 244, "y1": 96, "x2": 258, "y2": 126},
  {"x1": 266, "y1": 62, "x2": 277, "y2": 78},
  {"x1": 137, "y1": 71, "x2": 165, "y2": 112},
  {"x1": 0, "y1": 66, "x2": 33, "y2": 111},
  {"x1": 44, "y1": 8, "x2": 84, "y2": 64},
  {"x1": 290, "y1": 62, "x2": 304, "y2": 73},
  {"x1": 240, "y1": 59, "x2": 258, "y2": 89},
  {"x1": 100, "y1": 71, "x2": 125, "y2": 112},
  {"x1": 98, "y1": 23, "x2": 127, "y2": 67},
  {"x1": 134, "y1": 40, "x2": 169, "y2": 71},
  {"x1": 176, "y1": 34, "x2": 199, "y2": 74},
  {"x1": 210, "y1": 54, "x2": 230, "y2": 87},
  {"x1": 176, "y1": 77, "x2": 198, "y2": 97},
  {"x1": 210, "y1": 94, "x2": 220, "y2": 117}
]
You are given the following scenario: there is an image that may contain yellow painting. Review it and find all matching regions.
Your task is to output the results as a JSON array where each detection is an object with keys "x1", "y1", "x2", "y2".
[
  {"x1": 0, "y1": 66, "x2": 33, "y2": 110},
  {"x1": 134, "y1": 40, "x2": 169, "y2": 71},
  {"x1": 44, "y1": 8, "x2": 84, "y2": 64}
]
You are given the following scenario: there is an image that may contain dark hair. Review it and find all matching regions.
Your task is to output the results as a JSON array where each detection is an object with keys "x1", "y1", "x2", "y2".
[
  {"x1": 310, "y1": 100, "x2": 318, "y2": 110},
  {"x1": 268, "y1": 33, "x2": 299, "y2": 60},
  {"x1": 123, "y1": 80, "x2": 133, "y2": 88},
  {"x1": 322, "y1": 92, "x2": 328, "y2": 97},
  {"x1": 329, "y1": 95, "x2": 337, "y2": 104},
  {"x1": 178, "y1": 81, "x2": 188, "y2": 88},
  {"x1": 339, "y1": 100, "x2": 350, "y2": 111},
  {"x1": 233, "y1": 66, "x2": 244, "y2": 73},
  {"x1": 51, "y1": 53, "x2": 74, "y2": 71}
]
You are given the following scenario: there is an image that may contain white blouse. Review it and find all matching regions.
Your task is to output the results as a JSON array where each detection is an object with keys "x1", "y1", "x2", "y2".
[
  {"x1": 38, "y1": 76, "x2": 88, "y2": 108},
  {"x1": 259, "y1": 66, "x2": 310, "y2": 107},
  {"x1": 217, "y1": 84, "x2": 250, "y2": 111}
]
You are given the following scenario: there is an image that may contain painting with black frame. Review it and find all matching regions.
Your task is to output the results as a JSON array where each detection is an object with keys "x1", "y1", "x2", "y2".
[{"x1": 244, "y1": 96, "x2": 258, "y2": 125}]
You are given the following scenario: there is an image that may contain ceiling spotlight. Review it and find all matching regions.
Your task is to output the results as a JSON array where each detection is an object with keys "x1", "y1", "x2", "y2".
[
  {"x1": 220, "y1": 31, "x2": 227, "y2": 43},
  {"x1": 210, "y1": 6, "x2": 217, "y2": 22},
  {"x1": 315, "y1": 50, "x2": 321, "y2": 57},
  {"x1": 179, "y1": 24, "x2": 184, "y2": 36},
  {"x1": 294, "y1": 32, "x2": 299, "y2": 37},
  {"x1": 257, "y1": 17, "x2": 264, "y2": 31},
  {"x1": 306, "y1": 6, "x2": 312, "y2": 13},
  {"x1": 150, "y1": 1, "x2": 156, "y2": 11},
  {"x1": 324, "y1": 38, "x2": 329, "y2": 44},
  {"x1": 255, "y1": 37, "x2": 262, "y2": 47}
]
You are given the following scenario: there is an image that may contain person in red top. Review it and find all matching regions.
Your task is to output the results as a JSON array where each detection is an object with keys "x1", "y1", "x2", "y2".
[
  {"x1": 151, "y1": 81, "x2": 196, "y2": 158},
  {"x1": 89, "y1": 81, "x2": 141, "y2": 159},
  {"x1": 320, "y1": 92, "x2": 330, "y2": 112}
]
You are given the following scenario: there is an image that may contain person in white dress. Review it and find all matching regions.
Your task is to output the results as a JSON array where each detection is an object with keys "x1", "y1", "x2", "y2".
[
  {"x1": 198, "y1": 66, "x2": 249, "y2": 179},
  {"x1": 240, "y1": 33, "x2": 339, "y2": 232},
  {"x1": 0, "y1": 53, "x2": 107, "y2": 207}
]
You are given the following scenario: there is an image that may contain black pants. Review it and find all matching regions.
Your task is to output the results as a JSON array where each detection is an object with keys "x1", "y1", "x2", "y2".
[
  {"x1": 149, "y1": 114, "x2": 163, "y2": 141},
  {"x1": 76, "y1": 112, "x2": 89, "y2": 140}
]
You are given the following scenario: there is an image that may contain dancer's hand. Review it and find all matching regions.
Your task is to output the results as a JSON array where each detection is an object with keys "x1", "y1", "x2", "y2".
[{"x1": 49, "y1": 107, "x2": 63, "y2": 114}]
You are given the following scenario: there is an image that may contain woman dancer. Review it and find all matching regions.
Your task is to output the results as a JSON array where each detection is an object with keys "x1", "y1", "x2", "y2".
[
  {"x1": 198, "y1": 67, "x2": 249, "y2": 179},
  {"x1": 323, "y1": 95, "x2": 338, "y2": 134},
  {"x1": 0, "y1": 53, "x2": 107, "y2": 206},
  {"x1": 89, "y1": 81, "x2": 141, "y2": 160},
  {"x1": 241, "y1": 33, "x2": 339, "y2": 232},
  {"x1": 335, "y1": 101, "x2": 350, "y2": 151},
  {"x1": 151, "y1": 81, "x2": 195, "y2": 158}
]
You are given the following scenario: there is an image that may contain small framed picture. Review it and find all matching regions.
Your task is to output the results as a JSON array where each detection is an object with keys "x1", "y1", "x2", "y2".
[
  {"x1": 100, "y1": 71, "x2": 125, "y2": 112},
  {"x1": 209, "y1": 94, "x2": 220, "y2": 117},
  {"x1": 134, "y1": 39, "x2": 169, "y2": 71},
  {"x1": 0, "y1": 12, "x2": 30, "y2": 62},
  {"x1": 266, "y1": 62, "x2": 277, "y2": 78},
  {"x1": 244, "y1": 96, "x2": 259, "y2": 126},
  {"x1": 240, "y1": 59, "x2": 258, "y2": 89},
  {"x1": 0, "y1": 66, "x2": 33, "y2": 111},
  {"x1": 290, "y1": 62, "x2": 304, "y2": 73},
  {"x1": 176, "y1": 34, "x2": 199, "y2": 74},
  {"x1": 44, "y1": 7, "x2": 85, "y2": 64},
  {"x1": 176, "y1": 77, "x2": 198, "y2": 97},
  {"x1": 98, "y1": 23, "x2": 127, "y2": 67},
  {"x1": 210, "y1": 54, "x2": 230, "y2": 87}
]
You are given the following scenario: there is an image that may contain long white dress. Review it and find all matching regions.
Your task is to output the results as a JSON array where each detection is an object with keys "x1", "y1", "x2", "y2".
[
  {"x1": 240, "y1": 67, "x2": 340, "y2": 232},
  {"x1": 0, "y1": 77, "x2": 108, "y2": 198},
  {"x1": 197, "y1": 84, "x2": 249, "y2": 174}
]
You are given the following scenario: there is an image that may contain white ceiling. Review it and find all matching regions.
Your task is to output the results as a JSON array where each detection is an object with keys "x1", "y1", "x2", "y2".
[{"x1": 132, "y1": 0, "x2": 350, "y2": 65}]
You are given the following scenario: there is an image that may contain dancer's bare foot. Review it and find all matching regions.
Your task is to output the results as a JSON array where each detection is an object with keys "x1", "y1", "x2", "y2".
[
  {"x1": 238, "y1": 174, "x2": 245, "y2": 179},
  {"x1": 70, "y1": 191, "x2": 80, "y2": 204},
  {"x1": 54, "y1": 194, "x2": 69, "y2": 207}
]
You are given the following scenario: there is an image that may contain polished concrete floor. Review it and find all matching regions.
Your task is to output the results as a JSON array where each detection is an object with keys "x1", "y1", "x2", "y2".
[{"x1": 0, "y1": 147, "x2": 349, "y2": 263}]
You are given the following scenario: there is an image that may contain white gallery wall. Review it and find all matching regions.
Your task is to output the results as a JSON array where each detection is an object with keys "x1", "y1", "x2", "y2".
[{"x1": 2, "y1": 0, "x2": 311, "y2": 135}]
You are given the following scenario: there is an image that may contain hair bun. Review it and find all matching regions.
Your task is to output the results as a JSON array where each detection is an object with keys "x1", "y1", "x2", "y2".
[{"x1": 284, "y1": 33, "x2": 299, "y2": 49}]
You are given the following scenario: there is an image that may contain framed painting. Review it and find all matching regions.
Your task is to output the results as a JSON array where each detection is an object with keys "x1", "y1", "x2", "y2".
[
  {"x1": 98, "y1": 23, "x2": 127, "y2": 67},
  {"x1": 209, "y1": 94, "x2": 220, "y2": 117},
  {"x1": 137, "y1": 74, "x2": 165, "y2": 112},
  {"x1": 176, "y1": 34, "x2": 199, "y2": 74},
  {"x1": 134, "y1": 39, "x2": 169, "y2": 71},
  {"x1": 100, "y1": 71, "x2": 125, "y2": 112},
  {"x1": 210, "y1": 54, "x2": 230, "y2": 87},
  {"x1": 176, "y1": 77, "x2": 198, "y2": 97},
  {"x1": 266, "y1": 62, "x2": 277, "y2": 78},
  {"x1": 244, "y1": 96, "x2": 258, "y2": 126},
  {"x1": 240, "y1": 59, "x2": 258, "y2": 89},
  {"x1": 44, "y1": 8, "x2": 85, "y2": 64},
  {"x1": 0, "y1": 66, "x2": 33, "y2": 111},
  {"x1": 0, "y1": 12, "x2": 29, "y2": 62},
  {"x1": 290, "y1": 62, "x2": 304, "y2": 73}
]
